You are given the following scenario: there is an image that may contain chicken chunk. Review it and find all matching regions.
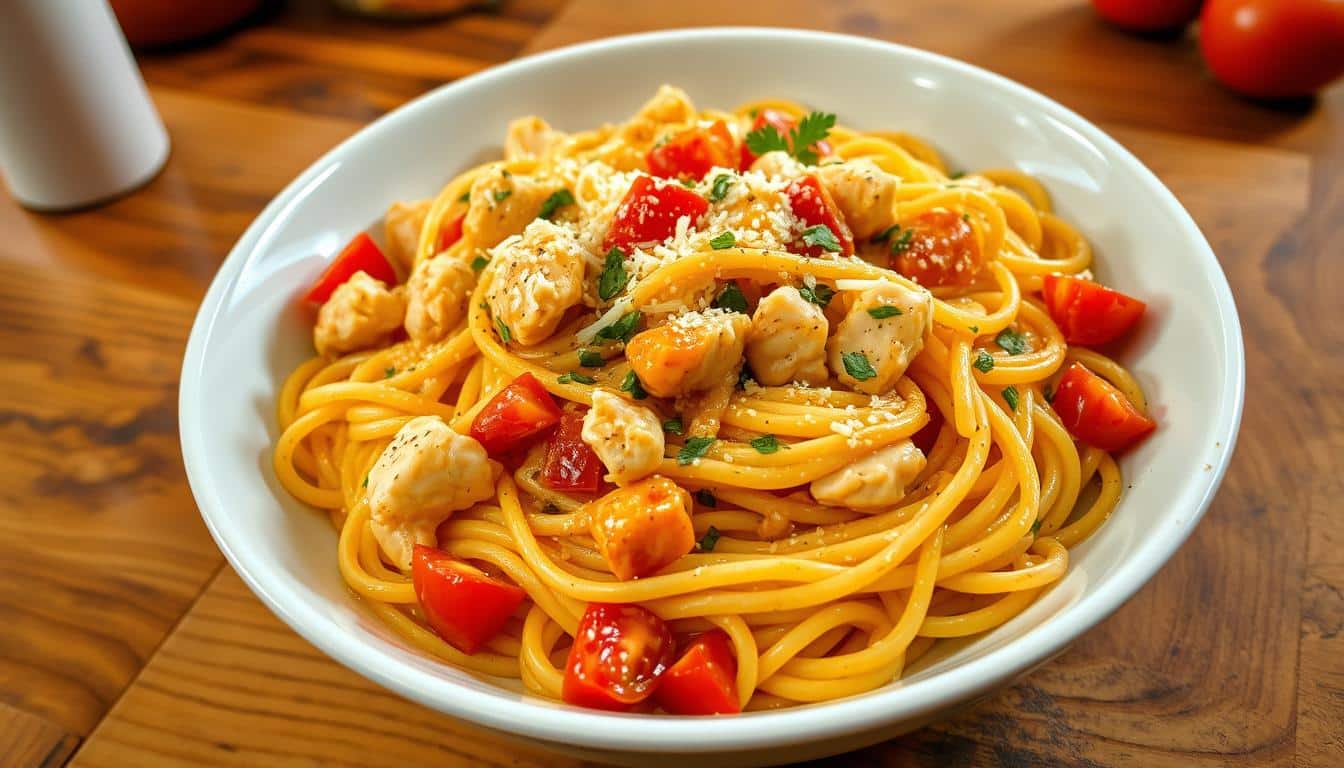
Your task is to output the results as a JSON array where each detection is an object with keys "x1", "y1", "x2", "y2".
[
  {"x1": 404, "y1": 253, "x2": 476, "y2": 344},
  {"x1": 746, "y1": 286, "x2": 829, "y2": 386},
  {"x1": 463, "y1": 168, "x2": 557, "y2": 248},
  {"x1": 383, "y1": 199, "x2": 430, "y2": 271},
  {"x1": 504, "y1": 115, "x2": 563, "y2": 161},
  {"x1": 584, "y1": 475, "x2": 694, "y2": 580},
  {"x1": 624, "y1": 309, "x2": 751, "y2": 398},
  {"x1": 581, "y1": 390, "x2": 665, "y2": 485},
  {"x1": 366, "y1": 416, "x2": 496, "y2": 570},
  {"x1": 313, "y1": 271, "x2": 406, "y2": 357},
  {"x1": 810, "y1": 439, "x2": 926, "y2": 510},
  {"x1": 620, "y1": 85, "x2": 697, "y2": 149},
  {"x1": 485, "y1": 219, "x2": 588, "y2": 346},
  {"x1": 827, "y1": 281, "x2": 932, "y2": 394},
  {"x1": 816, "y1": 160, "x2": 899, "y2": 241}
]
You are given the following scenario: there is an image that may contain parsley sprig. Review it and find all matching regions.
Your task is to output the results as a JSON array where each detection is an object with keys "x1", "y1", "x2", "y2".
[
  {"x1": 598, "y1": 247, "x2": 628, "y2": 301},
  {"x1": 744, "y1": 111, "x2": 837, "y2": 165}
]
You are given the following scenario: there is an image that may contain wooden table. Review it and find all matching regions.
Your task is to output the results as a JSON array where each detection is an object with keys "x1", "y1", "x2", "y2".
[{"x1": 2, "y1": 1, "x2": 1339, "y2": 765}]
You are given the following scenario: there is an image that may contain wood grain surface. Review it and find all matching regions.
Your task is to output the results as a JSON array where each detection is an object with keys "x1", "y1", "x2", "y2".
[{"x1": 1, "y1": 0, "x2": 1339, "y2": 766}]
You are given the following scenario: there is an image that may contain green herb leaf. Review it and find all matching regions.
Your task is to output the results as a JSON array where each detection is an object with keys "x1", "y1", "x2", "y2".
[
  {"x1": 995, "y1": 328, "x2": 1028, "y2": 356},
  {"x1": 842, "y1": 351, "x2": 878, "y2": 381},
  {"x1": 1003, "y1": 385, "x2": 1020, "y2": 412},
  {"x1": 492, "y1": 189, "x2": 512, "y2": 203},
  {"x1": 596, "y1": 311, "x2": 641, "y2": 343},
  {"x1": 383, "y1": 367, "x2": 396, "y2": 378},
  {"x1": 750, "y1": 434, "x2": 782, "y2": 454},
  {"x1": 681, "y1": 176, "x2": 698, "y2": 189},
  {"x1": 662, "y1": 418, "x2": 684, "y2": 436},
  {"x1": 1030, "y1": 519, "x2": 1042, "y2": 536},
  {"x1": 598, "y1": 247, "x2": 629, "y2": 301},
  {"x1": 744, "y1": 122, "x2": 789, "y2": 158},
  {"x1": 973, "y1": 350, "x2": 995, "y2": 373},
  {"x1": 709, "y1": 174, "x2": 733, "y2": 203},
  {"x1": 362, "y1": 474, "x2": 369, "y2": 488},
  {"x1": 620, "y1": 370, "x2": 648, "y2": 400},
  {"x1": 789, "y1": 111, "x2": 837, "y2": 165},
  {"x1": 1043, "y1": 385, "x2": 1056, "y2": 404},
  {"x1": 709, "y1": 231, "x2": 736, "y2": 250},
  {"x1": 470, "y1": 255, "x2": 489, "y2": 271},
  {"x1": 537, "y1": 188, "x2": 575, "y2": 220},
  {"x1": 962, "y1": 212, "x2": 971, "y2": 222},
  {"x1": 798, "y1": 283, "x2": 835, "y2": 308},
  {"x1": 698, "y1": 525, "x2": 721, "y2": 552},
  {"x1": 558, "y1": 372, "x2": 595, "y2": 385},
  {"x1": 578, "y1": 349, "x2": 605, "y2": 368},
  {"x1": 678, "y1": 436, "x2": 716, "y2": 465},
  {"x1": 800, "y1": 224, "x2": 842, "y2": 253},
  {"x1": 694, "y1": 489, "x2": 717, "y2": 508},
  {"x1": 889, "y1": 228, "x2": 914, "y2": 254},
  {"x1": 867, "y1": 305, "x2": 903, "y2": 319},
  {"x1": 969, "y1": 325, "x2": 980, "y2": 334},
  {"x1": 714, "y1": 283, "x2": 749, "y2": 314},
  {"x1": 457, "y1": 191, "x2": 470, "y2": 203},
  {"x1": 494, "y1": 317, "x2": 512, "y2": 344},
  {"x1": 869, "y1": 224, "x2": 900, "y2": 245}
]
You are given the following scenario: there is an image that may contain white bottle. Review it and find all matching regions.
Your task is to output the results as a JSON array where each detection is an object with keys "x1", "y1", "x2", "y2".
[{"x1": 0, "y1": 0, "x2": 170, "y2": 211}]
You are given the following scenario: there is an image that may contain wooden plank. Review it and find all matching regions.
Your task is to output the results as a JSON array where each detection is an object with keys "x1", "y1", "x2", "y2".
[{"x1": 0, "y1": 703, "x2": 79, "y2": 768}]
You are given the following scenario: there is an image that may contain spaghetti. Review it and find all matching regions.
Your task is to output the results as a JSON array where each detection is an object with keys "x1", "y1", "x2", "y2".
[{"x1": 273, "y1": 86, "x2": 1153, "y2": 714}]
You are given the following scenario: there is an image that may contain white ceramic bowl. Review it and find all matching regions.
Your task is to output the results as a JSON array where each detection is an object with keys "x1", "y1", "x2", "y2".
[{"x1": 180, "y1": 28, "x2": 1244, "y2": 766}]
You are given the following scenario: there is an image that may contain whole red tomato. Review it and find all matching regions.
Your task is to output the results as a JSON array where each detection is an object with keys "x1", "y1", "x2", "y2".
[
  {"x1": 1199, "y1": 0, "x2": 1344, "y2": 98},
  {"x1": 1091, "y1": 0, "x2": 1204, "y2": 31}
]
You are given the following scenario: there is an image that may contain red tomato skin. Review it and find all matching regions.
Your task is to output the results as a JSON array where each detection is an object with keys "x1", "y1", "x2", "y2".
[
  {"x1": 412, "y1": 546, "x2": 526, "y2": 655},
  {"x1": 468, "y1": 373, "x2": 563, "y2": 455},
  {"x1": 602, "y1": 176, "x2": 710, "y2": 253},
  {"x1": 738, "y1": 109, "x2": 833, "y2": 170},
  {"x1": 1052, "y1": 363, "x2": 1156, "y2": 451},
  {"x1": 786, "y1": 175, "x2": 855, "y2": 256},
  {"x1": 436, "y1": 213, "x2": 465, "y2": 253},
  {"x1": 892, "y1": 210, "x2": 982, "y2": 287},
  {"x1": 1200, "y1": 0, "x2": 1344, "y2": 98},
  {"x1": 563, "y1": 603, "x2": 677, "y2": 711},
  {"x1": 647, "y1": 121, "x2": 736, "y2": 181},
  {"x1": 654, "y1": 631, "x2": 741, "y2": 716},
  {"x1": 303, "y1": 232, "x2": 398, "y2": 304},
  {"x1": 541, "y1": 411, "x2": 605, "y2": 493},
  {"x1": 1042, "y1": 275, "x2": 1147, "y2": 345},
  {"x1": 1091, "y1": 0, "x2": 1203, "y2": 31}
]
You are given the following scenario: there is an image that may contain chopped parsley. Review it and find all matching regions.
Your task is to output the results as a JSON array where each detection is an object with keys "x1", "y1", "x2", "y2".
[
  {"x1": 969, "y1": 325, "x2": 980, "y2": 334},
  {"x1": 383, "y1": 367, "x2": 396, "y2": 378},
  {"x1": 596, "y1": 311, "x2": 641, "y2": 343},
  {"x1": 1003, "y1": 385, "x2": 1020, "y2": 412},
  {"x1": 578, "y1": 349, "x2": 605, "y2": 368},
  {"x1": 662, "y1": 418, "x2": 684, "y2": 436},
  {"x1": 598, "y1": 247, "x2": 629, "y2": 301},
  {"x1": 962, "y1": 212, "x2": 971, "y2": 223},
  {"x1": 995, "y1": 328, "x2": 1028, "y2": 356},
  {"x1": 470, "y1": 255, "x2": 489, "y2": 271},
  {"x1": 557, "y1": 372, "x2": 595, "y2": 385},
  {"x1": 694, "y1": 489, "x2": 717, "y2": 508},
  {"x1": 889, "y1": 228, "x2": 914, "y2": 254},
  {"x1": 709, "y1": 231, "x2": 736, "y2": 250},
  {"x1": 798, "y1": 283, "x2": 835, "y2": 308},
  {"x1": 867, "y1": 305, "x2": 903, "y2": 320},
  {"x1": 492, "y1": 189, "x2": 511, "y2": 203},
  {"x1": 678, "y1": 436, "x2": 716, "y2": 465},
  {"x1": 750, "y1": 434, "x2": 782, "y2": 454},
  {"x1": 800, "y1": 224, "x2": 842, "y2": 253},
  {"x1": 619, "y1": 370, "x2": 648, "y2": 400},
  {"x1": 714, "y1": 283, "x2": 749, "y2": 314},
  {"x1": 362, "y1": 474, "x2": 369, "y2": 488},
  {"x1": 973, "y1": 350, "x2": 995, "y2": 373},
  {"x1": 494, "y1": 317, "x2": 512, "y2": 344},
  {"x1": 744, "y1": 111, "x2": 836, "y2": 165},
  {"x1": 842, "y1": 351, "x2": 877, "y2": 381},
  {"x1": 1030, "y1": 519, "x2": 1042, "y2": 536},
  {"x1": 537, "y1": 188, "x2": 575, "y2": 220},
  {"x1": 709, "y1": 174, "x2": 733, "y2": 202},
  {"x1": 698, "y1": 525, "x2": 721, "y2": 552},
  {"x1": 869, "y1": 224, "x2": 900, "y2": 245},
  {"x1": 457, "y1": 191, "x2": 470, "y2": 203}
]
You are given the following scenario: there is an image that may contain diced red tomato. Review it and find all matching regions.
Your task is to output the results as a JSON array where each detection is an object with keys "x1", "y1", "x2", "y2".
[
  {"x1": 786, "y1": 175, "x2": 855, "y2": 257},
  {"x1": 541, "y1": 410, "x2": 605, "y2": 493},
  {"x1": 436, "y1": 213, "x2": 465, "y2": 253},
  {"x1": 469, "y1": 372, "x2": 563, "y2": 455},
  {"x1": 647, "y1": 121, "x2": 736, "y2": 181},
  {"x1": 412, "y1": 545, "x2": 526, "y2": 655},
  {"x1": 738, "y1": 108, "x2": 834, "y2": 170},
  {"x1": 563, "y1": 603, "x2": 677, "y2": 711},
  {"x1": 603, "y1": 176, "x2": 709, "y2": 254},
  {"x1": 302, "y1": 232, "x2": 398, "y2": 304},
  {"x1": 654, "y1": 630, "x2": 740, "y2": 716},
  {"x1": 1041, "y1": 275, "x2": 1147, "y2": 346},
  {"x1": 911, "y1": 404, "x2": 945, "y2": 455},
  {"x1": 1052, "y1": 362, "x2": 1156, "y2": 452},
  {"x1": 892, "y1": 210, "x2": 982, "y2": 287}
]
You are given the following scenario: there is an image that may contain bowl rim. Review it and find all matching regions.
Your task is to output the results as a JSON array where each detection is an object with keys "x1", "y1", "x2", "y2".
[{"x1": 179, "y1": 26, "x2": 1245, "y2": 753}]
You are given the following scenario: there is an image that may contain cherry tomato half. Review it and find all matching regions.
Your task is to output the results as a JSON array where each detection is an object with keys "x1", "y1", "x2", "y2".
[
  {"x1": 468, "y1": 372, "x2": 563, "y2": 455},
  {"x1": 647, "y1": 121, "x2": 736, "y2": 181},
  {"x1": 1041, "y1": 274, "x2": 1147, "y2": 346},
  {"x1": 541, "y1": 410, "x2": 605, "y2": 493},
  {"x1": 654, "y1": 630, "x2": 741, "y2": 715},
  {"x1": 1052, "y1": 362, "x2": 1156, "y2": 451},
  {"x1": 563, "y1": 603, "x2": 676, "y2": 711},
  {"x1": 412, "y1": 545, "x2": 526, "y2": 655},
  {"x1": 302, "y1": 232, "x2": 398, "y2": 304},
  {"x1": 603, "y1": 176, "x2": 709, "y2": 254},
  {"x1": 892, "y1": 210, "x2": 982, "y2": 287}
]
